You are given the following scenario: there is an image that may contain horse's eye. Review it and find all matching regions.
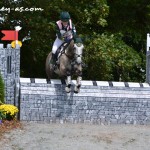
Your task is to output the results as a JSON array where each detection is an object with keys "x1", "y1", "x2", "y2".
[{"x1": 76, "y1": 43, "x2": 82, "y2": 47}]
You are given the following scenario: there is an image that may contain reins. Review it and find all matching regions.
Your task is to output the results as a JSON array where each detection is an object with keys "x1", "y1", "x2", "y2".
[{"x1": 62, "y1": 39, "x2": 74, "y2": 59}]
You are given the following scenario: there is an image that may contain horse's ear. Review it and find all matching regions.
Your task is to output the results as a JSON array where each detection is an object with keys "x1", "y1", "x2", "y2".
[{"x1": 75, "y1": 37, "x2": 83, "y2": 43}]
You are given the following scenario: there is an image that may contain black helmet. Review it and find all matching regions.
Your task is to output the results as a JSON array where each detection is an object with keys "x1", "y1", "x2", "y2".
[{"x1": 60, "y1": 11, "x2": 70, "y2": 22}]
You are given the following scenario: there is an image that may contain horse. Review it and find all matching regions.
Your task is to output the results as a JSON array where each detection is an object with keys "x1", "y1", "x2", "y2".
[{"x1": 45, "y1": 31, "x2": 84, "y2": 93}]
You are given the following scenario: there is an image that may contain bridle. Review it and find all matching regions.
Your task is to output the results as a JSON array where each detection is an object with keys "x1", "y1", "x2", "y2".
[{"x1": 73, "y1": 43, "x2": 84, "y2": 65}]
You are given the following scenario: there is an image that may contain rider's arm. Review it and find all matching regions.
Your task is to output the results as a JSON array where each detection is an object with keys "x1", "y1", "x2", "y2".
[{"x1": 55, "y1": 23, "x2": 62, "y2": 39}]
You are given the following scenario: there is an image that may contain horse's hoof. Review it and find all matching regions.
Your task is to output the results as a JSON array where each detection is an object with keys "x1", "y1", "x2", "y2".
[
  {"x1": 65, "y1": 87, "x2": 71, "y2": 93},
  {"x1": 47, "y1": 81, "x2": 51, "y2": 84},
  {"x1": 74, "y1": 86, "x2": 80, "y2": 93},
  {"x1": 74, "y1": 90, "x2": 78, "y2": 94}
]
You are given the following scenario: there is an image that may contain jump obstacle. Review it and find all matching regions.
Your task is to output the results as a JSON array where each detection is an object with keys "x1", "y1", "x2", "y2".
[{"x1": 0, "y1": 34, "x2": 150, "y2": 125}]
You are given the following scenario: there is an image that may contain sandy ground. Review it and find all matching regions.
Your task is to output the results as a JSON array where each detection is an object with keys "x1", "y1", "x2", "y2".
[{"x1": 0, "y1": 122, "x2": 150, "y2": 150}]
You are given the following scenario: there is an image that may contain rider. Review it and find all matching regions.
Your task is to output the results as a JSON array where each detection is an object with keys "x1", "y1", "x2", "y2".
[{"x1": 51, "y1": 11, "x2": 77, "y2": 67}]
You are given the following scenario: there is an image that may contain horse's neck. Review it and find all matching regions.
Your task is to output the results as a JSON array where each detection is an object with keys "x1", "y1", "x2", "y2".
[{"x1": 66, "y1": 40, "x2": 74, "y2": 56}]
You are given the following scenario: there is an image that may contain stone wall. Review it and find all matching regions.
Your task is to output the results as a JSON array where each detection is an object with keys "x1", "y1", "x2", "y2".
[
  {"x1": 0, "y1": 44, "x2": 20, "y2": 105},
  {"x1": 20, "y1": 78, "x2": 150, "y2": 125}
]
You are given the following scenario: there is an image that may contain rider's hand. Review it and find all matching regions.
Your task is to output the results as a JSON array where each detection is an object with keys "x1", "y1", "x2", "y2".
[
  {"x1": 59, "y1": 36, "x2": 64, "y2": 41},
  {"x1": 64, "y1": 37, "x2": 71, "y2": 43}
]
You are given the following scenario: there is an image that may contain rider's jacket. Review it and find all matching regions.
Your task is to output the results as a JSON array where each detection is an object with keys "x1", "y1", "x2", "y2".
[
  {"x1": 55, "y1": 20, "x2": 76, "y2": 40},
  {"x1": 56, "y1": 19, "x2": 72, "y2": 30}
]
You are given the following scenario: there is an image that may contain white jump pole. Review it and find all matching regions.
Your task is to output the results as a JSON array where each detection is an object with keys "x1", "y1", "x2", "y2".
[{"x1": 146, "y1": 33, "x2": 150, "y2": 83}]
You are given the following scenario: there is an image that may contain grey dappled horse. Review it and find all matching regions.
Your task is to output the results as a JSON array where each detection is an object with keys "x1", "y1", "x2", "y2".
[{"x1": 45, "y1": 31, "x2": 84, "y2": 93}]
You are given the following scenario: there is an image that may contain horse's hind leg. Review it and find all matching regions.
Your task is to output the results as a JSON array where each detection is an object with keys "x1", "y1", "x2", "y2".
[{"x1": 46, "y1": 52, "x2": 54, "y2": 83}]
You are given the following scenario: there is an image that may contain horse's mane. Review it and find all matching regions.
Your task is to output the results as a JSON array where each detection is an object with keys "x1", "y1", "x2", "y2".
[{"x1": 65, "y1": 39, "x2": 74, "y2": 56}]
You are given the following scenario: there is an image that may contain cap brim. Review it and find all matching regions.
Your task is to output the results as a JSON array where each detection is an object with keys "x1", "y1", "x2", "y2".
[{"x1": 61, "y1": 19, "x2": 69, "y2": 22}]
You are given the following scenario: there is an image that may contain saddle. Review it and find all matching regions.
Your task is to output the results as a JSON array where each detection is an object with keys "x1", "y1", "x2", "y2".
[{"x1": 55, "y1": 40, "x2": 71, "y2": 64}]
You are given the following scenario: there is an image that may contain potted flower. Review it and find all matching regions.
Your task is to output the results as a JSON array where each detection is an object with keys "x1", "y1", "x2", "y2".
[{"x1": 0, "y1": 104, "x2": 18, "y2": 121}]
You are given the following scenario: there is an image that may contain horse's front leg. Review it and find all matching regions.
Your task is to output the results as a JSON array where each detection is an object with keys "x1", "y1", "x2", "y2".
[
  {"x1": 74, "y1": 76, "x2": 82, "y2": 93},
  {"x1": 74, "y1": 66, "x2": 82, "y2": 93},
  {"x1": 65, "y1": 71, "x2": 71, "y2": 93}
]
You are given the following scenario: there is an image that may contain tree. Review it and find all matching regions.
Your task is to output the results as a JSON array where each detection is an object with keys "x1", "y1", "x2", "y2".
[
  {"x1": 0, "y1": 0, "x2": 109, "y2": 78},
  {"x1": 98, "y1": 0, "x2": 150, "y2": 82},
  {"x1": 0, "y1": 0, "x2": 148, "y2": 82},
  {"x1": 83, "y1": 33, "x2": 142, "y2": 81}
]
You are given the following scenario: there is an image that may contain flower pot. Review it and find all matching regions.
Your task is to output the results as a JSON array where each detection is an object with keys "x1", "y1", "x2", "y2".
[{"x1": 6, "y1": 113, "x2": 14, "y2": 121}]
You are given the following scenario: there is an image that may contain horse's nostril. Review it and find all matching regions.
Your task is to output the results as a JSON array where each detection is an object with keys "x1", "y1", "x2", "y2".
[{"x1": 76, "y1": 57, "x2": 82, "y2": 64}]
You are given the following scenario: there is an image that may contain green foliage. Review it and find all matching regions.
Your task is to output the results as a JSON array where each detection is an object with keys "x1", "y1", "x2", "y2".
[
  {"x1": 84, "y1": 33, "x2": 143, "y2": 81},
  {"x1": 107, "y1": 0, "x2": 150, "y2": 50},
  {"x1": 0, "y1": 110, "x2": 6, "y2": 120},
  {"x1": 0, "y1": 0, "x2": 148, "y2": 82},
  {"x1": 0, "y1": 0, "x2": 109, "y2": 78},
  {"x1": 0, "y1": 74, "x2": 5, "y2": 103}
]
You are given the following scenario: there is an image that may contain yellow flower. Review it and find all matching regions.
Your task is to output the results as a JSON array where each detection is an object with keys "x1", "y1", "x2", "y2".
[{"x1": 0, "y1": 104, "x2": 19, "y2": 118}]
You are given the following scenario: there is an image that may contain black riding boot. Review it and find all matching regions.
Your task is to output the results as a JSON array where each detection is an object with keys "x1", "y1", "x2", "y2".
[{"x1": 51, "y1": 53, "x2": 57, "y2": 69}]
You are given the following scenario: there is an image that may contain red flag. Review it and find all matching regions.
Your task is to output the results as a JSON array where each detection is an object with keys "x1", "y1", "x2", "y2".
[{"x1": 1, "y1": 30, "x2": 18, "y2": 41}]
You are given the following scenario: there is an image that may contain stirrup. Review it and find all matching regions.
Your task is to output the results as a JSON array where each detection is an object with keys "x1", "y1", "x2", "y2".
[
  {"x1": 56, "y1": 60, "x2": 59, "y2": 64},
  {"x1": 51, "y1": 53, "x2": 57, "y2": 64}
]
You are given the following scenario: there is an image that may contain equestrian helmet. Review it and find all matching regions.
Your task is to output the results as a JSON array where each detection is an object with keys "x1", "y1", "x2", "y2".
[{"x1": 60, "y1": 11, "x2": 70, "y2": 22}]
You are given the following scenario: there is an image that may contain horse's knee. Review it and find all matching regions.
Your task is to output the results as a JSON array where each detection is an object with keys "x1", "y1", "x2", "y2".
[
  {"x1": 76, "y1": 76, "x2": 82, "y2": 86},
  {"x1": 66, "y1": 70, "x2": 71, "y2": 76},
  {"x1": 75, "y1": 66, "x2": 82, "y2": 76},
  {"x1": 66, "y1": 74, "x2": 71, "y2": 85},
  {"x1": 76, "y1": 71, "x2": 82, "y2": 77}
]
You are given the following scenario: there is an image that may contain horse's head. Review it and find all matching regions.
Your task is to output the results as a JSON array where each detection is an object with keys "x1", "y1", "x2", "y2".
[
  {"x1": 60, "y1": 30, "x2": 84, "y2": 64},
  {"x1": 73, "y1": 43, "x2": 84, "y2": 64}
]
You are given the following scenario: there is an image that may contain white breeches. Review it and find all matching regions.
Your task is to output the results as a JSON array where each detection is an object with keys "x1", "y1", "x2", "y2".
[{"x1": 52, "y1": 37, "x2": 63, "y2": 54}]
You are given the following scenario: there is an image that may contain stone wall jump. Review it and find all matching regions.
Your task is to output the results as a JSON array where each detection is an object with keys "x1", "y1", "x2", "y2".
[{"x1": 20, "y1": 78, "x2": 150, "y2": 125}]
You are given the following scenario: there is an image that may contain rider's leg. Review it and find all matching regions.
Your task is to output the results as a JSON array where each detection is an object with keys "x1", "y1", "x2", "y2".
[
  {"x1": 52, "y1": 37, "x2": 63, "y2": 65},
  {"x1": 51, "y1": 53, "x2": 57, "y2": 64}
]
